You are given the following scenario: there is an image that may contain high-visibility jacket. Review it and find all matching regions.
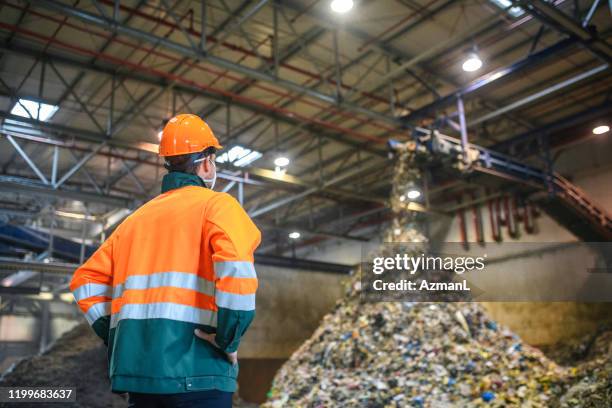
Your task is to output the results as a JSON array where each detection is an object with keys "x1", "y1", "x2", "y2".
[{"x1": 70, "y1": 172, "x2": 261, "y2": 394}]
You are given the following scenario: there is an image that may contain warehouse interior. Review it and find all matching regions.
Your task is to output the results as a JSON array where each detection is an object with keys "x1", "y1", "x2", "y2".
[{"x1": 0, "y1": 0, "x2": 611, "y2": 406}]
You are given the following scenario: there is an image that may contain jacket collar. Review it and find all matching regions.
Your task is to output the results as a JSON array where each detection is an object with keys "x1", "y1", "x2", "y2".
[{"x1": 161, "y1": 172, "x2": 205, "y2": 193}]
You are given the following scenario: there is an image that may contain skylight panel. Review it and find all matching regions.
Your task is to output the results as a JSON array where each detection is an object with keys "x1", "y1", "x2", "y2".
[
  {"x1": 216, "y1": 145, "x2": 262, "y2": 167},
  {"x1": 10, "y1": 98, "x2": 59, "y2": 121},
  {"x1": 489, "y1": 0, "x2": 525, "y2": 17}
]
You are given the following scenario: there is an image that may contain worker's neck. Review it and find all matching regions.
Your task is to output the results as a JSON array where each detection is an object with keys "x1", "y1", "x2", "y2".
[{"x1": 161, "y1": 171, "x2": 206, "y2": 193}]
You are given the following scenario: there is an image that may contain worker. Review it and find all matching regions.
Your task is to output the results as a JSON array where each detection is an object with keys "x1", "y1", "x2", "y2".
[{"x1": 70, "y1": 114, "x2": 261, "y2": 408}]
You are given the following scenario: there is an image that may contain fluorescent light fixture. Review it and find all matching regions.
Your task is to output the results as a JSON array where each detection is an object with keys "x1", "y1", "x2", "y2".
[
  {"x1": 60, "y1": 293, "x2": 75, "y2": 303},
  {"x1": 592, "y1": 125, "x2": 610, "y2": 135},
  {"x1": 10, "y1": 98, "x2": 58, "y2": 121},
  {"x1": 216, "y1": 145, "x2": 262, "y2": 167},
  {"x1": 274, "y1": 156, "x2": 290, "y2": 167},
  {"x1": 288, "y1": 231, "x2": 301, "y2": 239},
  {"x1": 38, "y1": 292, "x2": 54, "y2": 301},
  {"x1": 462, "y1": 53, "x2": 483, "y2": 72},
  {"x1": 55, "y1": 210, "x2": 96, "y2": 221},
  {"x1": 330, "y1": 0, "x2": 353, "y2": 13},
  {"x1": 489, "y1": 0, "x2": 524, "y2": 17},
  {"x1": 406, "y1": 189, "x2": 421, "y2": 200}
]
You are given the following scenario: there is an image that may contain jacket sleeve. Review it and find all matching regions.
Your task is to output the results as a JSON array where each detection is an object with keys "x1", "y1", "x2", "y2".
[
  {"x1": 206, "y1": 193, "x2": 261, "y2": 353},
  {"x1": 69, "y1": 234, "x2": 116, "y2": 345}
]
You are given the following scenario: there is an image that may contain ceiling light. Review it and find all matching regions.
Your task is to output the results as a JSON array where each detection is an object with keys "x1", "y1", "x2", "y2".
[
  {"x1": 10, "y1": 98, "x2": 58, "y2": 121},
  {"x1": 406, "y1": 189, "x2": 421, "y2": 200},
  {"x1": 274, "y1": 156, "x2": 290, "y2": 167},
  {"x1": 288, "y1": 231, "x2": 301, "y2": 239},
  {"x1": 462, "y1": 53, "x2": 483, "y2": 72},
  {"x1": 592, "y1": 125, "x2": 610, "y2": 135},
  {"x1": 330, "y1": 0, "x2": 353, "y2": 13}
]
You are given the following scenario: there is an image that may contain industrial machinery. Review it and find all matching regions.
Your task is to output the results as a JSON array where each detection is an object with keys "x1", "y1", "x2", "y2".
[{"x1": 389, "y1": 128, "x2": 612, "y2": 242}]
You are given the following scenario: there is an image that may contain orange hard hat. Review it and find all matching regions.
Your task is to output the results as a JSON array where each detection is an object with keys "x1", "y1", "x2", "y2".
[{"x1": 158, "y1": 114, "x2": 222, "y2": 157}]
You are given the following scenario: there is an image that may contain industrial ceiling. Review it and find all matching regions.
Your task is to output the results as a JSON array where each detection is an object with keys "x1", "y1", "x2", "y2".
[{"x1": 0, "y1": 0, "x2": 610, "y2": 256}]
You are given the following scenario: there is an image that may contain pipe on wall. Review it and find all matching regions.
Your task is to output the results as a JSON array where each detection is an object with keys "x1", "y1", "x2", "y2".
[{"x1": 488, "y1": 196, "x2": 502, "y2": 242}]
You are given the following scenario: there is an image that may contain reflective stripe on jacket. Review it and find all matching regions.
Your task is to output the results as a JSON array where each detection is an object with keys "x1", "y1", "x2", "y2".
[{"x1": 69, "y1": 171, "x2": 261, "y2": 394}]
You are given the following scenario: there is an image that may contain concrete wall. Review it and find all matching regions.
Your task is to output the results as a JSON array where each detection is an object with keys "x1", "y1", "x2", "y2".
[
  {"x1": 483, "y1": 302, "x2": 612, "y2": 346},
  {"x1": 0, "y1": 300, "x2": 80, "y2": 373},
  {"x1": 235, "y1": 264, "x2": 346, "y2": 403},
  {"x1": 435, "y1": 156, "x2": 612, "y2": 345},
  {"x1": 239, "y1": 264, "x2": 346, "y2": 359}
]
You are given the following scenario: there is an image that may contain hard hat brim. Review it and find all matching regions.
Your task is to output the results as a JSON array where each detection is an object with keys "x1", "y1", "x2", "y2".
[{"x1": 158, "y1": 143, "x2": 223, "y2": 157}]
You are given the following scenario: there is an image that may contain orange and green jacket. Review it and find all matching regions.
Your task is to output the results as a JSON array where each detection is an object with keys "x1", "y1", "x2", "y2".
[{"x1": 69, "y1": 172, "x2": 261, "y2": 394}]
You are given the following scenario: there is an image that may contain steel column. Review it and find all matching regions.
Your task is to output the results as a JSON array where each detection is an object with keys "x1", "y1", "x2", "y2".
[{"x1": 457, "y1": 96, "x2": 469, "y2": 162}]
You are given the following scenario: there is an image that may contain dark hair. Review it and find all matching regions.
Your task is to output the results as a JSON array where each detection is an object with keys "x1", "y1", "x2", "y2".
[{"x1": 164, "y1": 147, "x2": 217, "y2": 174}]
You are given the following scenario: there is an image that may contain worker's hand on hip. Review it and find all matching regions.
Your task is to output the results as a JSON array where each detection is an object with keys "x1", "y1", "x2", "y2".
[{"x1": 194, "y1": 329, "x2": 238, "y2": 365}]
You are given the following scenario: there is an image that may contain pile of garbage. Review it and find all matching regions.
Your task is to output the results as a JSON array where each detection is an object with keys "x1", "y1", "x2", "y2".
[
  {"x1": 549, "y1": 328, "x2": 612, "y2": 408},
  {"x1": 264, "y1": 294, "x2": 611, "y2": 407},
  {"x1": 0, "y1": 323, "x2": 127, "y2": 408},
  {"x1": 265, "y1": 301, "x2": 573, "y2": 407},
  {"x1": 541, "y1": 326, "x2": 612, "y2": 366},
  {"x1": 264, "y1": 142, "x2": 612, "y2": 407}
]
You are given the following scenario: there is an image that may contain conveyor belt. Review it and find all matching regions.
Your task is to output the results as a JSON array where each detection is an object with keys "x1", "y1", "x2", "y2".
[{"x1": 390, "y1": 130, "x2": 612, "y2": 241}]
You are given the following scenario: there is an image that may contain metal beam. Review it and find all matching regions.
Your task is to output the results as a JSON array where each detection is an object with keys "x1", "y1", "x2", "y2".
[
  {"x1": 4, "y1": 135, "x2": 50, "y2": 184},
  {"x1": 399, "y1": 39, "x2": 575, "y2": 124},
  {"x1": 0, "y1": 43, "x2": 386, "y2": 154},
  {"x1": 48, "y1": 61, "x2": 106, "y2": 133},
  {"x1": 30, "y1": 0, "x2": 400, "y2": 127},
  {"x1": 280, "y1": 0, "x2": 538, "y2": 119},
  {"x1": 582, "y1": 0, "x2": 602, "y2": 27},
  {"x1": 1, "y1": 114, "x2": 385, "y2": 206},
  {"x1": 0, "y1": 255, "x2": 353, "y2": 275},
  {"x1": 469, "y1": 64, "x2": 609, "y2": 126},
  {"x1": 206, "y1": 0, "x2": 270, "y2": 54},
  {"x1": 249, "y1": 159, "x2": 382, "y2": 218},
  {"x1": 516, "y1": 0, "x2": 612, "y2": 63},
  {"x1": 54, "y1": 142, "x2": 106, "y2": 189},
  {"x1": 67, "y1": 150, "x2": 104, "y2": 194},
  {"x1": 0, "y1": 176, "x2": 132, "y2": 207},
  {"x1": 197, "y1": 25, "x2": 325, "y2": 134},
  {"x1": 491, "y1": 101, "x2": 612, "y2": 153}
]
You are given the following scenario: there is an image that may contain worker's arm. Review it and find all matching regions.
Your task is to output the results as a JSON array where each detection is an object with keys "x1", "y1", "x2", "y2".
[
  {"x1": 205, "y1": 193, "x2": 261, "y2": 354},
  {"x1": 69, "y1": 234, "x2": 116, "y2": 345}
]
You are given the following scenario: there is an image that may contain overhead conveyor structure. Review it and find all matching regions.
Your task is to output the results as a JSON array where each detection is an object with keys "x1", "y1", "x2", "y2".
[
  {"x1": 389, "y1": 128, "x2": 612, "y2": 242},
  {"x1": 0, "y1": 222, "x2": 353, "y2": 295}
]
